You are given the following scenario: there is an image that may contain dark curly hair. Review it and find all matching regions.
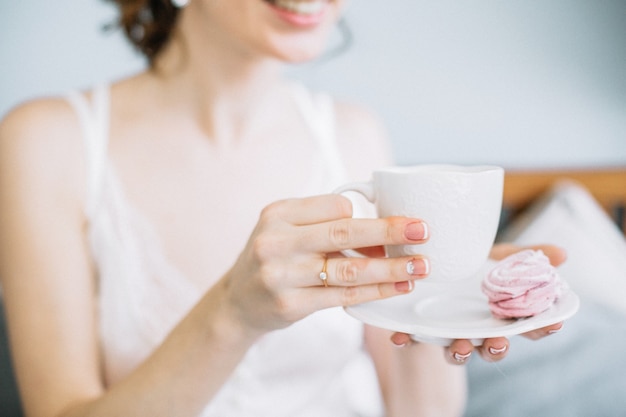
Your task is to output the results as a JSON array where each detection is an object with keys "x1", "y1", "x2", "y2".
[{"x1": 106, "y1": 0, "x2": 181, "y2": 63}]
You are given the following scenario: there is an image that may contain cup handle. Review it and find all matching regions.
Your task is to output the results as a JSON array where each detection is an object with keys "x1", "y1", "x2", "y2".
[{"x1": 332, "y1": 181, "x2": 376, "y2": 258}]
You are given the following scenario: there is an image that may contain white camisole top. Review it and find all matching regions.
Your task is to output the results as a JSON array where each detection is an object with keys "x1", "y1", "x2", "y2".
[{"x1": 66, "y1": 84, "x2": 383, "y2": 417}]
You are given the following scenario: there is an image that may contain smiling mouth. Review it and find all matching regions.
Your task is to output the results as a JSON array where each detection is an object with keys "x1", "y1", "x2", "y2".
[{"x1": 263, "y1": 0, "x2": 328, "y2": 16}]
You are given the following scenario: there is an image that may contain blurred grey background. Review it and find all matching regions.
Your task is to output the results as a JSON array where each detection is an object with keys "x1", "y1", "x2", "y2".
[{"x1": 1, "y1": 0, "x2": 625, "y2": 169}]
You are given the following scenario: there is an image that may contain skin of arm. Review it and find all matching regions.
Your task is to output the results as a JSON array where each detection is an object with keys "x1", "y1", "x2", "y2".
[
  {"x1": 366, "y1": 326, "x2": 468, "y2": 417},
  {"x1": 0, "y1": 100, "x2": 263, "y2": 417},
  {"x1": 0, "y1": 100, "x2": 103, "y2": 417}
]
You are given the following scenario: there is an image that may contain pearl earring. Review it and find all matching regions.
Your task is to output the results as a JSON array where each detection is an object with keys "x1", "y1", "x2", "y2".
[{"x1": 172, "y1": 0, "x2": 190, "y2": 8}]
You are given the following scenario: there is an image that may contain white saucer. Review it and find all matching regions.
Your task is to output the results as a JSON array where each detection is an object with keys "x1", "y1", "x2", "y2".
[{"x1": 344, "y1": 263, "x2": 580, "y2": 346}]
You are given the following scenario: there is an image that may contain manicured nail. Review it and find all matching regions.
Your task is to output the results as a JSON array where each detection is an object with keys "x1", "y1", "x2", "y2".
[
  {"x1": 488, "y1": 345, "x2": 508, "y2": 355},
  {"x1": 391, "y1": 333, "x2": 410, "y2": 347},
  {"x1": 395, "y1": 280, "x2": 414, "y2": 293},
  {"x1": 406, "y1": 258, "x2": 430, "y2": 277},
  {"x1": 453, "y1": 352, "x2": 472, "y2": 363},
  {"x1": 405, "y1": 221, "x2": 429, "y2": 241},
  {"x1": 547, "y1": 323, "x2": 564, "y2": 335}
]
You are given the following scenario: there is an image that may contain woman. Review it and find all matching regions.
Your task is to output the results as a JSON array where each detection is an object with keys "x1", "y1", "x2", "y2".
[{"x1": 0, "y1": 1, "x2": 564, "y2": 416}]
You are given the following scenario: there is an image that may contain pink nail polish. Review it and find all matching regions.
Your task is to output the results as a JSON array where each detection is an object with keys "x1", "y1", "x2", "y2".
[
  {"x1": 406, "y1": 258, "x2": 430, "y2": 277},
  {"x1": 395, "y1": 280, "x2": 414, "y2": 293},
  {"x1": 405, "y1": 222, "x2": 428, "y2": 241}
]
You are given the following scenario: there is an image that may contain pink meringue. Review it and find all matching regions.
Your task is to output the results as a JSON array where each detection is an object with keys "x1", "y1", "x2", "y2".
[{"x1": 481, "y1": 249, "x2": 565, "y2": 319}]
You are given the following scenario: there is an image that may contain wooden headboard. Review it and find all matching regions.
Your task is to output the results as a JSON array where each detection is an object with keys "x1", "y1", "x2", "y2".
[{"x1": 502, "y1": 167, "x2": 626, "y2": 234}]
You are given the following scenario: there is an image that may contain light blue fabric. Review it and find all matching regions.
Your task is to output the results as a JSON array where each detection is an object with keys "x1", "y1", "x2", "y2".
[{"x1": 465, "y1": 297, "x2": 626, "y2": 417}]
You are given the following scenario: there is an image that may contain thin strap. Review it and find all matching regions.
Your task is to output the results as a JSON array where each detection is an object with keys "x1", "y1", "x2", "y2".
[
  {"x1": 291, "y1": 84, "x2": 348, "y2": 187},
  {"x1": 65, "y1": 84, "x2": 110, "y2": 218}
]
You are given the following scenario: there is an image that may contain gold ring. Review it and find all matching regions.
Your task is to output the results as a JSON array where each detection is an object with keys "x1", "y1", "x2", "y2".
[{"x1": 319, "y1": 257, "x2": 329, "y2": 287}]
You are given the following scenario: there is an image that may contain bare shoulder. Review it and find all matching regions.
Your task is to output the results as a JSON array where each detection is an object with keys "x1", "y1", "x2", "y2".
[
  {"x1": 0, "y1": 98, "x2": 102, "y2": 413},
  {"x1": 0, "y1": 96, "x2": 83, "y2": 159},
  {"x1": 333, "y1": 100, "x2": 393, "y2": 181},
  {"x1": 0, "y1": 96, "x2": 86, "y2": 202}
]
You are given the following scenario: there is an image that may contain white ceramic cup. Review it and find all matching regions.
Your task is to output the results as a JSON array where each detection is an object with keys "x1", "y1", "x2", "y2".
[{"x1": 334, "y1": 164, "x2": 504, "y2": 282}]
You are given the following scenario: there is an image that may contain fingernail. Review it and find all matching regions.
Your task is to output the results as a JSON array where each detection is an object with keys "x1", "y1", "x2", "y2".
[
  {"x1": 405, "y1": 221, "x2": 429, "y2": 241},
  {"x1": 406, "y1": 257, "x2": 430, "y2": 277},
  {"x1": 488, "y1": 345, "x2": 508, "y2": 355},
  {"x1": 394, "y1": 280, "x2": 414, "y2": 293},
  {"x1": 548, "y1": 323, "x2": 564, "y2": 335},
  {"x1": 453, "y1": 352, "x2": 472, "y2": 363}
]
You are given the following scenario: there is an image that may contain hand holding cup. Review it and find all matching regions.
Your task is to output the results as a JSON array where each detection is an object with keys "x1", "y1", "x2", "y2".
[{"x1": 334, "y1": 164, "x2": 505, "y2": 282}]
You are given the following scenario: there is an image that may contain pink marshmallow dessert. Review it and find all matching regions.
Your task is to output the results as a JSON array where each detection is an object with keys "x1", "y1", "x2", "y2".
[{"x1": 481, "y1": 249, "x2": 566, "y2": 319}]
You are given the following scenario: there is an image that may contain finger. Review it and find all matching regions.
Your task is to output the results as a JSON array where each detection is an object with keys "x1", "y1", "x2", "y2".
[
  {"x1": 522, "y1": 322, "x2": 563, "y2": 340},
  {"x1": 446, "y1": 339, "x2": 474, "y2": 365},
  {"x1": 390, "y1": 332, "x2": 413, "y2": 347},
  {"x1": 476, "y1": 337, "x2": 510, "y2": 362},
  {"x1": 263, "y1": 194, "x2": 354, "y2": 225},
  {"x1": 527, "y1": 245, "x2": 567, "y2": 266},
  {"x1": 309, "y1": 256, "x2": 430, "y2": 287},
  {"x1": 355, "y1": 246, "x2": 386, "y2": 258},
  {"x1": 307, "y1": 279, "x2": 417, "y2": 311},
  {"x1": 490, "y1": 243, "x2": 567, "y2": 266},
  {"x1": 327, "y1": 246, "x2": 387, "y2": 258},
  {"x1": 299, "y1": 216, "x2": 429, "y2": 253},
  {"x1": 489, "y1": 243, "x2": 521, "y2": 260}
]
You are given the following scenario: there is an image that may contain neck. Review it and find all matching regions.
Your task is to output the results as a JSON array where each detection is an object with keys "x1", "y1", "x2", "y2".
[{"x1": 149, "y1": 14, "x2": 290, "y2": 144}]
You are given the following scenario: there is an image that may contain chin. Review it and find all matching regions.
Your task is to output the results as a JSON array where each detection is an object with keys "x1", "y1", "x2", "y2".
[
  {"x1": 269, "y1": 37, "x2": 332, "y2": 63},
  {"x1": 259, "y1": 0, "x2": 342, "y2": 62}
]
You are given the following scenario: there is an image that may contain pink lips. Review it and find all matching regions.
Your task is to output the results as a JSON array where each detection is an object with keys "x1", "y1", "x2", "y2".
[
  {"x1": 266, "y1": 1, "x2": 329, "y2": 27},
  {"x1": 482, "y1": 249, "x2": 566, "y2": 319}
]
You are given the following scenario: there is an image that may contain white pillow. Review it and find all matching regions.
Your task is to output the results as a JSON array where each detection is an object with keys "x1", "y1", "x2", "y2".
[{"x1": 499, "y1": 181, "x2": 626, "y2": 314}]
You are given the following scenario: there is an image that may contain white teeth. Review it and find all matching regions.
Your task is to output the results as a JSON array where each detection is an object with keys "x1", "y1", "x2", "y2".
[{"x1": 272, "y1": 0, "x2": 325, "y2": 15}]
